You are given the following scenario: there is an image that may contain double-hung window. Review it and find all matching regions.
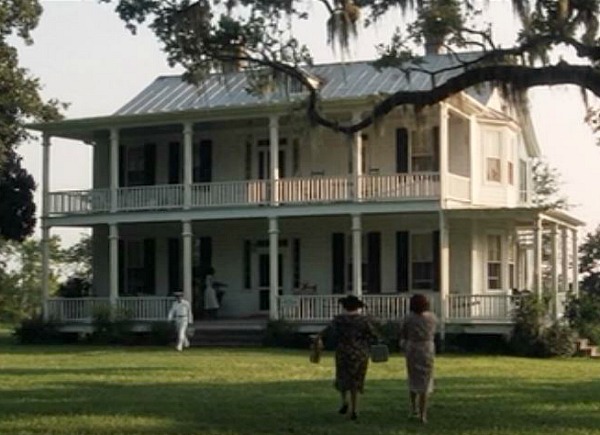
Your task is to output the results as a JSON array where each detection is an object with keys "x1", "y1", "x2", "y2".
[
  {"x1": 486, "y1": 131, "x2": 502, "y2": 183},
  {"x1": 487, "y1": 234, "x2": 502, "y2": 290},
  {"x1": 411, "y1": 233, "x2": 433, "y2": 290}
]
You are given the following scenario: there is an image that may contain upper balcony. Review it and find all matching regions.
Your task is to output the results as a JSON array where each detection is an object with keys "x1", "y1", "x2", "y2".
[{"x1": 48, "y1": 173, "x2": 442, "y2": 216}]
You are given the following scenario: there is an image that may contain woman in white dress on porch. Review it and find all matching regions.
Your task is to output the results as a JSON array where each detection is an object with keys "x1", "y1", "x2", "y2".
[{"x1": 204, "y1": 267, "x2": 220, "y2": 319}]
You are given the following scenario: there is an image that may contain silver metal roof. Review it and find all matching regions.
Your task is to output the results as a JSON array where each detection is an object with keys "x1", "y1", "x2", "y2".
[{"x1": 115, "y1": 52, "x2": 491, "y2": 116}]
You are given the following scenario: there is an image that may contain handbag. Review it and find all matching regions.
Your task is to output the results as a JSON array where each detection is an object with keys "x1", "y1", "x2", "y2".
[
  {"x1": 370, "y1": 343, "x2": 389, "y2": 363},
  {"x1": 309, "y1": 336, "x2": 323, "y2": 364}
]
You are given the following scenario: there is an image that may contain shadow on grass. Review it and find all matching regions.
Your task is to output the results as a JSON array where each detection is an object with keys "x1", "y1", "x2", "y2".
[{"x1": 1, "y1": 373, "x2": 599, "y2": 435}]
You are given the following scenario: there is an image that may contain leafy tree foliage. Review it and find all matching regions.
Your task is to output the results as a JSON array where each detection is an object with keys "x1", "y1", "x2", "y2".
[
  {"x1": 0, "y1": 0, "x2": 63, "y2": 241},
  {"x1": 579, "y1": 225, "x2": 600, "y2": 296},
  {"x1": 531, "y1": 157, "x2": 569, "y2": 210},
  {"x1": 101, "y1": 0, "x2": 600, "y2": 134},
  {"x1": 0, "y1": 149, "x2": 36, "y2": 241}
]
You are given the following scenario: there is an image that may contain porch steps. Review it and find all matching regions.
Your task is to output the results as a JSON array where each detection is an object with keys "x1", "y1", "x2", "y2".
[
  {"x1": 190, "y1": 319, "x2": 267, "y2": 347},
  {"x1": 575, "y1": 338, "x2": 600, "y2": 358}
]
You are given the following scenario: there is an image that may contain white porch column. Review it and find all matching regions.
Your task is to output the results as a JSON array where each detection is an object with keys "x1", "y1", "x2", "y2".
[
  {"x1": 183, "y1": 122, "x2": 193, "y2": 209},
  {"x1": 533, "y1": 217, "x2": 543, "y2": 298},
  {"x1": 182, "y1": 221, "x2": 193, "y2": 302},
  {"x1": 550, "y1": 224, "x2": 559, "y2": 319},
  {"x1": 469, "y1": 115, "x2": 477, "y2": 202},
  {"x1": 269, "y1": 115, "x2": 280, "y2": 205},
  {"x1": 351, "y1": 214, "x2": 363, "y2": 297},
  {"x1": 352, "y1": 112, "x2": 363, "y2": 202},
  {"x1": 110, "y1": 128, "x2": 119, "y2": 212},
  {"x1": 268, "y1": 217, "x2": 280, "y2": 319},
  {"x1": 470, "y1": 219, "x2": 478, "y2": 295},
  {"x1": 439, "y1": 103, "x2": 449, "y2": 205},
  {"x1": 572, "y1": 228, "x2": 579, "y2": 296},
  {"x1": 439, "y1": 211, "x2": 450, "y2": 342},
  {"x1": 109, "y1": 224, "x2": 119, "y2": 307},
  {"x1": 561, "y1": 227, "x2": 569, "y2": 294},
  {"x1": 41, "y1": 133, "x2": 51, "y2": 320}
]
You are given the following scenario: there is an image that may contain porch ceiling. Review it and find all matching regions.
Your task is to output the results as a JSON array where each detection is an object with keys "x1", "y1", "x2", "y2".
[{"x1": 446, "y1": 207, "x2": 584, "y2": 229}]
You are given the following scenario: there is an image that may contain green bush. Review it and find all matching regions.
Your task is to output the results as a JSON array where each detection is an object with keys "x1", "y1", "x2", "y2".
[
  {"x1": 565, "y1": 293, "x2": 600, "y2": 345},
  {"x1": 374, "y1": 320, "x2": 400, "y2": 351},
  {"x1": 262, "y1": 320, "x2": 308, "y2": 348},
  {"x1": 90, "y1": 305, "x2": 134, "y2": 344},
  {"x1": 539, "y1": 322, "x2": 576, "y2": 357},
  {"x1": 13, "y1": 317, "x2": 64, "y2": 344},
  {"x1": 510, "y1": 294, "x2": 548, "y2": 357}
]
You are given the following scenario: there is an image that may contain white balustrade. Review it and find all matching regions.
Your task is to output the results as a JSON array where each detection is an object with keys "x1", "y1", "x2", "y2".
[
  {"x1": 47, "y1": 297, "x2": 110, "y2": 322},
  {"x1": 360, "y1": 173, "x2": 440, "y2": 200},
  {"x1": 191, "y1": 179, "x2": 270, "y2": 206},
  {"x1": 118, "y1": 184, "x2": 183, "y2": 211},
  {"x1": 447, "y1": 294, "x2": 521, "y2": 322},
  {"x1": 446, "y1": 173, "x2": 471, "y2": 201},
  {"x1": 117, "y1": 296, "x2": 174, "y2": 320},
  {"x1": 278, "y1": 176, "x2": 351, "y2": 203},
  {"x1": 49, "y1": 189, "x2": 110, "y2": 214}
]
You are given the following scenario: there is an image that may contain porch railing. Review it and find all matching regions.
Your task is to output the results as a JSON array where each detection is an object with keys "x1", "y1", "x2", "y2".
[
  {"x1": 47, "y1": 297, "x2": 110, "y2": 322},
  {"x1": 48, "y1": 173, "x2": 442, "y2": 215},
  {"x1": 447, "y1": 294, "x2": 521, "y2": 322},
  {"x1": 117, "y1": 296, "x2": 174, "y2": 320}
]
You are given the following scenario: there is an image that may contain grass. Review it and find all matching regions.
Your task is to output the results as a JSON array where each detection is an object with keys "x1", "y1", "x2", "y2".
[{"x1": 1, "y1": 331, "x2": 599, "y2": 434}]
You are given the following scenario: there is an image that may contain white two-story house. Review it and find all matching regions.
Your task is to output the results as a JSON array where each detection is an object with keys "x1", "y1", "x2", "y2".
[{"x1": 30, "y1": 51, "x2": 582, "y2": 336}]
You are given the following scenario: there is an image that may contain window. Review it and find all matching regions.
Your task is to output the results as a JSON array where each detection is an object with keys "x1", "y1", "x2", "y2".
[
  {"x1": 486, "y1": 131, "x2": 502, "y2": 182},
  {"x1": 126, "y1": 146, "x2": 145, "y2": 186},
  {"x1": 411, "y1": 233, "x2": 433, "y2": 290},
  {"x1": 126, "y1": 240, "x2": 144, "y2": 295},
  {"x1": 508, "y1": 236, "x2": 516, "y2": 290},
  {"x1": 519, "y1": 159, "x2": 528, "y2": 202},
  {"x1": 487, "y1": 235, "x2": 502, "y2": 290},
  {"x1": 411, "y1": 128, "x2": 437, "y2": 172},
  {"x1": 507, "y1": 137, "x2": 515, "y2": 185}
]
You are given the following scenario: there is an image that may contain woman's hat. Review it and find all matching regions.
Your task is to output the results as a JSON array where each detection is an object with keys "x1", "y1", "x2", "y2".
[{"x1": 339, "y1": 295, "x2": 365, "y2": 310}]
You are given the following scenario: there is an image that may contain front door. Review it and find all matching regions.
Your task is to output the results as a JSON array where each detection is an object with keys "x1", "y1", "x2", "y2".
[
  {"x1": 257, "y1": 250, "x2": 284, "y2": 312},
  {"x1": 256, "y1": 139, "x2": 287, "y2": 179}
]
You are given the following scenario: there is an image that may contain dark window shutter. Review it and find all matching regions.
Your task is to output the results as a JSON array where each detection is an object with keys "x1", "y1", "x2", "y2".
[
  {"x1": 293, "y1": 238, "x2": 301, "y2": 288},
  {"x1": 332, "y1": 233, "x2": 345, "y2": 294},
  {"x1": 396, "y1": 231, "x2": 409, "y2": 292},
  {"x1": 243, "y1": 240, "x2": 252, "y2": 289},
  {"x1": 194, "y1": 140, "x2": 212, "y2": 183},
  {"x1": 144, "y1": 143, "x2": 156, "y2": 185},
  {"x1": 168, "y1": 142, "x2": 181, "y2": 184},
  {"x1": 245, "y1": 139, "x2": 252, "y2": 180},
  {"x1": 432, "y1": 126, "x2": 440, "y2": 172},
  {"x1": 118, "y1": 239, "x2": 125, "y2": 294},
  {"x1": 168, "y1": 238, "x2": 180, "y2": 294},
  {"x1": 118, "y1": 145, "x2": 125, "y2": 187},
  {"x1": 396, "y1": 128, "x2": 409, "y2": 173},
  {"x1": 199, "y1": 236, "x2": 212, "y2": 275},
  {"x1": 367, "y1": 232, "x2": 381, "y2": 293},
  {"x1": 432, "y1": 230, "x2": 440, "y2": 292},
  {"x1": 144, "y1": 238, "x2": 156, "y2": 294}
]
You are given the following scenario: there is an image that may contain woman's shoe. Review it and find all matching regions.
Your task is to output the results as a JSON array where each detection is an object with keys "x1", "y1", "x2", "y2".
[{"x1": 338, "y1": 404, "x2": 349, "y2": 414}]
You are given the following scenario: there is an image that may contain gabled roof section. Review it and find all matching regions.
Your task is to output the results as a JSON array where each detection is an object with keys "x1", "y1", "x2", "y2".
[{"x1": 115, "y1": 52, "x2": 489, "y2": 116}]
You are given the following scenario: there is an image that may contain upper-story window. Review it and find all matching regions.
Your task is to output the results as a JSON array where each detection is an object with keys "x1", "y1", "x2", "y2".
[
  {"x1": 485, "y1": 130, "x2": 502, "y2": 182},
  {"x1": 411, "y1": 127, "x2": 439, "y2": 172},
  {"x1": 507, "y1": 136, "x2": 515, "y2": 185},
  {"x1": 126, "y1": 146, "x2": 146, "y2": 186}
]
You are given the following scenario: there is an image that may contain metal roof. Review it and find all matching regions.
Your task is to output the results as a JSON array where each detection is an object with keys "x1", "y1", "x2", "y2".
[{"x1": 115, "y1": 52, "x2": 491, "y2": 116}]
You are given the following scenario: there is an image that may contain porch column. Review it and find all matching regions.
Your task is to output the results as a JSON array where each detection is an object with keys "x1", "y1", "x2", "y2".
[
  {"x1": 439, "y1": 211, "x2": 450, "y2": 342},
  {"x1": 268, "y1": 217, "x2": 280, "y2": 319},
  {"x1": 572, "y1": 228, "x2": 579, "y2": 296},
  {"x1": 351, "y1": 214, "x2": 362, "y2": 297},
  {"x1": 550, "y1": 224, "x2": 559, "y2": 319},
  {"x1": 110, "y1": 127, "x2": 119, "y2": 212},
  {"x1": 352, "y1": 112, "x2": 363, "y2": 202},
  {"x1": 561, "y1": 227, "x2": 569, "y2": 294},
  {"x1": 41, "y1": 133, "x2": 51, "y2": 320},
  {"x1": 183, "y1": 122, "x2": 193, "y2": 209},
  {"x1": 269, "y1": 115, "x2": 280, "y2": 205},
  {"x1": 109, "y1": 224, "x2": 119, "y2": 307},
  {"x1": 533, "y1": 217, "x2": 543, "y2": 298},
  {"x1": 182, "y1": 221, "x2": 193, "y2": 302},
  {"x1": 439, "y1": 103, "x2": 449, "y2": 205},
  {"x1": 469, "y1": 115, "x2": 477, "y2": 202}
]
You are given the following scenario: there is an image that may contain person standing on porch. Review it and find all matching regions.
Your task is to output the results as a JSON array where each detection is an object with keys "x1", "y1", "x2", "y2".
[
  {"x1": 168, "y1": 292, "x2": 193, "y2": 351},
  {"x1": 314, "y1": 295, "x2": 378, "y2": 421},
  {"x1": 399, "y1": 294, "x2": 437, "y2": 424},
  {"x1": 204, "y1": 267, "x2": 220, "y2": 319}
]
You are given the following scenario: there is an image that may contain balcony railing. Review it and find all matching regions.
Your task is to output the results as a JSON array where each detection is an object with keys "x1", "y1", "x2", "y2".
[{"x1": 48, "y1": 174, "x2": 441, "y2": 216}]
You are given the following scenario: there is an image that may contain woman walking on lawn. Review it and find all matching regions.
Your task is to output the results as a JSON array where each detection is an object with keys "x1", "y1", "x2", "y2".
[
  {"x1": 315, "y1": 295, "x2": 378, "y2": 421},
  {"x1": 400, "y1": 294, "x2": 437, "y2": 424}
]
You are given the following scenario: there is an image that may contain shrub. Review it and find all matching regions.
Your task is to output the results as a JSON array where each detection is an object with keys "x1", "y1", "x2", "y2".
[
  {"x1": 13, "y1": 317, "x2": 63, "y2": 344},
  {"x1": 510, "y1": 294, "x2": 547, "y2": 357},
  {"x1": 565, "y1": 293, "x2": 600, "y2": 345},
  {"x1": 262, "y1": 320, "x2": 308, "y2": 348},
  {"x1": 90, "y1": 305, "x2": 133, "y2": 344},
  {"x1": 539, "y1": 322, "x2": 576, "y2": 357},
  {"x1": 375, "y1": 320, "x2": 400, "y2": 351}
]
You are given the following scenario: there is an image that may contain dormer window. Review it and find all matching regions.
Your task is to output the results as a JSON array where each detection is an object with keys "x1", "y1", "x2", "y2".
[{"x1": 485, "y1": 130, "x2": 502, "y2": 182}]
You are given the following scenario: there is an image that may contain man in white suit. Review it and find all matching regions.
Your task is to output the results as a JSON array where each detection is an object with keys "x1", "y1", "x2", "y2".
[{"x1": 167, "y1": 292, "x2": 193, "y2": 351}]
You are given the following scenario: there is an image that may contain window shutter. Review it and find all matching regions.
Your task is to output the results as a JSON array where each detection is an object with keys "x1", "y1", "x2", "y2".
[
  {"x1": 243, "y1": 240, "x2": 252, "y2": 289},
  {"x1": 332, "y1": 233, "x2": 345, "y2": 294},
  {"x1": 144, "y1": 238, "x2": 156, "y2": 294},
  {"x1": 432, "y1": 126, "x2": 440, "y2": 172},
  {"x1": 396, "y1": 128, "x2": 409, "y2": 173},
  {"x1": 292, "y1": 238, "x2": 301, "y2": 289},
  {"x1": 367, "y1": 232, "x2": 381, "y2": 293},
  {"x1": 168, "y1": 238, "x2": 180, "y2": 294},
  {"x1": 396, "y1": 231, "x2": 409, "y2": 292},
  {"x1": 144, "y1": 143, "x2": 156, "y2": 185},
  {"x1": 432, "y1": 230, "x2": 440, "y2": 292},
  {"x1": 245, "y1": 138, "x2": 252, "y2": 180},
  {"x1": 194, "y1": 140, "x2": 212, "y2": 183},
  {"x1": 168, "y1": 141, "x2": 181, "y2": 184},
  {"x1": 118, "y1": 145, "x2": 125, "y2": 187}
]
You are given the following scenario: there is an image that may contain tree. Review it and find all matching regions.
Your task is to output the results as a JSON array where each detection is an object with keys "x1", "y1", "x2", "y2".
[
  {"x1": 100, "y1": 0, "x2": 600, "y2": 135},
  {"x1": 531, "y1": 157, "x2": 569, "y2": 210},
  {"x1": 0, "y1": 0, "x2": 63, "y2": 241},
  {"x1": 579, "y1": 225, "x2": 600, "y2": 296},
  {"x1": 57, "y1": 234, "x2": 93, "y2": 298}
]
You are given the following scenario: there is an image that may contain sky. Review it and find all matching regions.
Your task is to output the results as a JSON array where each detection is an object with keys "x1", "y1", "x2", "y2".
[{"x1": 13, "y1": 0, "x2": 600, "y2": 246}]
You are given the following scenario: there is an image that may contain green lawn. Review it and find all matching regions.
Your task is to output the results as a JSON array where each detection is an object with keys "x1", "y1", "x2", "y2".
[{"x1": 1, "y1": 333, "x2": 599, "y2": 435}]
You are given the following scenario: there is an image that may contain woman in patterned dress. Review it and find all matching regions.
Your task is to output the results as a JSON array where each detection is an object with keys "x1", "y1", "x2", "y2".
[
  {"x1": 317, "y1": 295, "x2": 378, "y2": 421},
  {"x1": 399, "y1": 294, "x2": 438, "y2": 424}
]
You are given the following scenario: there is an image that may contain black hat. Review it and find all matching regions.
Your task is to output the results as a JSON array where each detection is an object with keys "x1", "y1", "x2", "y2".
[{"x1": 339, "y1": 295, "x2": 365, "y2": 310}]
